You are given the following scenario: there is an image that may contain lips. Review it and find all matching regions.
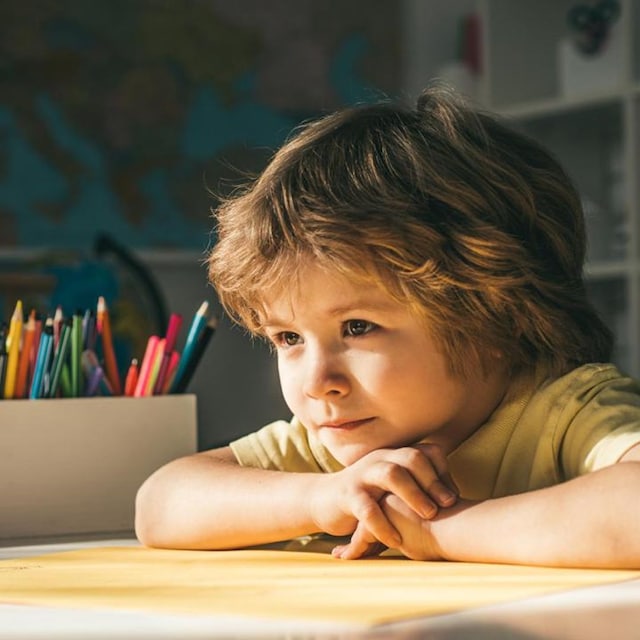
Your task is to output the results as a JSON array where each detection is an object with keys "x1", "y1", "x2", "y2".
[{"x1": 320, "y1": 417, "x2": 373, "y2": 430}]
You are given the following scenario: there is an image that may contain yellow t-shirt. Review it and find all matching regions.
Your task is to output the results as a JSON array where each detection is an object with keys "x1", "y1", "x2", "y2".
[{"x1": 230, "y1": 363, "x2": 640, "y2": 500}]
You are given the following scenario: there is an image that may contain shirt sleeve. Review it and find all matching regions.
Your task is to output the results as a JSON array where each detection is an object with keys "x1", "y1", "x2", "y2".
[
  {"x1": 561, "y1": 370, "x2": 640, "y2": 477},
  {"x1": 229, "y1": 417, "x2": 342, "y2": 473}
]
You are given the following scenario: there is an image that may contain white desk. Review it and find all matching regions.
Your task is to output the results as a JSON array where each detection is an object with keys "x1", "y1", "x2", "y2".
[{"x1": 1, "y1": 539, "x2": 640, "y2": 639}]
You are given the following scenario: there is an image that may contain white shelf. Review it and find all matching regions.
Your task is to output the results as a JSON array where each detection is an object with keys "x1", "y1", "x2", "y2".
[
  {"x1": 479, "y1": 0, "x2": 640, "y2": 376},
  {"x1": 584, "y1": 261, "x2": 631, "y2": 279},
  {"x1": 407, "y1": 0, "x2": 639, "y2": 375},
  {"x1": 497, "y1": 89, "x2": 632, "y2": 121}
]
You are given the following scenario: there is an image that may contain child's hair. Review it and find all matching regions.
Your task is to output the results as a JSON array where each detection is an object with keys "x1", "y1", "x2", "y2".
[{"x1": 207, "y1": 85, "x2": 613, "y2": 378}]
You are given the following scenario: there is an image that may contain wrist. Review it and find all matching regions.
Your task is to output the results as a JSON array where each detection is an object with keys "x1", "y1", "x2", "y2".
[
  {"x1": 305, "y1": 472, "x2": 332, "y2": 534},
  {"x1": 427, "y1": 498, "x2": 479, "y2": 561}
]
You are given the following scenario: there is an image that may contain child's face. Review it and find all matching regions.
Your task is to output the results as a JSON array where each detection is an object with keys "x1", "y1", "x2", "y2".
[{"x1": 261, "y1": 261, "x2": 508, "y2": 467}]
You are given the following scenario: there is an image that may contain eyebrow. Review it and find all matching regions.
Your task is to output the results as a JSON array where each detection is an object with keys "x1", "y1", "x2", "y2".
[
  {"x1": 325, "y1": 301, "x2": 398, "y2": 316},
  {"x1": 261, "y1": 299, "x2": 400, "y2": 328}
]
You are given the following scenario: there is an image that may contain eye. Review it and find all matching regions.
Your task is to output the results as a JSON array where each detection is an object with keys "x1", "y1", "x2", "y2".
[
  {"x1": 273, "y1": 331, "x2": 302, "y2": 347},
  {"x1": 344, "y1": 319, "x2": 375, "y2": 337}
]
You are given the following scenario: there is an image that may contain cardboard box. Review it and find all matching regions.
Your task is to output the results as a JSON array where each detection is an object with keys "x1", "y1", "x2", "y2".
[{"x1": 1, "y1": 395, "x2": 197, "y2": 542}]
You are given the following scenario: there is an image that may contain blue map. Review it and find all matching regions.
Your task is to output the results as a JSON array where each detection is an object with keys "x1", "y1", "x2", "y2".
[{"x1": 0, "y1": 1, "x2": 401, "y2": 251}]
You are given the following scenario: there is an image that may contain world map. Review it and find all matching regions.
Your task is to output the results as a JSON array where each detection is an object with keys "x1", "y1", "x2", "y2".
[{"x1": 0, "y1": 0, "x2": 401, "y2": 251}]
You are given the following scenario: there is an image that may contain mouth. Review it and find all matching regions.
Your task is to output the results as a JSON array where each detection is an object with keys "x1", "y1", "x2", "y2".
[{"x1": 320, "y1": 417, "x2": 374, "y2": 431}]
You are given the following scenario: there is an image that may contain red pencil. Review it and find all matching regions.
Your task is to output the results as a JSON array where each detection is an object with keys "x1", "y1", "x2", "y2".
[
  {"x1": 29, "y1": 315, "x2": 42, "y2": 376},
  {"x1": 52, "y1": 305, "x2": 64, "y2": 348},
  {"x1": 124, "y1": 358, "x2": 139, "y2": 397},
  {"x1": 161, "y1": 350, "x2": 180, "y2": 394},
  {"x1": 153, "y1": 313, "x2": 183, "y2": 394}
]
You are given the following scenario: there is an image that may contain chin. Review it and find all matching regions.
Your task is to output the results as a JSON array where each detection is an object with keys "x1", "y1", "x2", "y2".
[{"x1": 320, "y1": 437, "x2": 375, "y2": 468}]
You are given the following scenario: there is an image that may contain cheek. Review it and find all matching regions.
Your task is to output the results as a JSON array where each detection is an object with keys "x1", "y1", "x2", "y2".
[
  {"x1": 277, "y1": 358, "x2": 302, "y2": 411},
  {"x1": 357, "y1": 352, "x2": 416, "y2": 394}
]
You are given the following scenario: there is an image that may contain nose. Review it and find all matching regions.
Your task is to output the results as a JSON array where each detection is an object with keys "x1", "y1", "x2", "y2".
[{"x1": 302, "y1": 346, "x2": 351, "y2": 399}]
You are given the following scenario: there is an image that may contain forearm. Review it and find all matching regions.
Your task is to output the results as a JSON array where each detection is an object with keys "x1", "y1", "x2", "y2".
[
  {"x1": 135, "y1": 448, "x2": 325, "y2": 550},
  {"x1": 431, "y1": 462, "x2": 640, "y2": 568}
]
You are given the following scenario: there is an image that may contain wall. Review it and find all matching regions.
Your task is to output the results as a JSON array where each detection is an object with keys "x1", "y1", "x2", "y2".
[
  {"x1": 1, "y1": 1, "x2": 477, "y2": 449},
  {"x1": 142, "y1": 1, "x2": 479, "y2": 450},
  {"x1": 145, "y1": 256, "x2": 289, "y2": 450}
]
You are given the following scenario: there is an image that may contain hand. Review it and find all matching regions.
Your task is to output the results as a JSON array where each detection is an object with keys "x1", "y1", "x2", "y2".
[
  {"x1": 310, "y1": 444, "x2": 458, "y2": 552},
  {"x1": 332, "y1": 494, "x2": 475, "y2": 560}
]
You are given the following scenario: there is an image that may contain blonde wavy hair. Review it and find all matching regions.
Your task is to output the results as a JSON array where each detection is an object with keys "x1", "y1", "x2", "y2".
[{"x1": 208, "y1": 85, "x2": 612, "y2": 377}]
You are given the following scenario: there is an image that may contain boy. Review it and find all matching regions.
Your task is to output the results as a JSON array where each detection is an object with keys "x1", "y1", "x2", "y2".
[{"x1": 135, "y1": 86, "x2": 640, "y2": 567}]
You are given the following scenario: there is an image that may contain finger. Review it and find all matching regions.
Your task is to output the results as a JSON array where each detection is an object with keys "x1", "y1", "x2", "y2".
[
  {"x1": 415, "y1": 443, "x2": 460, "y2": 495},
  {"x1": 441, "y1": 471, "x2": 460, "y2": 496},
  {"x1": 365, "y1": 460, "x2": 439, "y2": 519},
  {"x1": 332, "y1": 523, "x2": 386, "y2": 560},
  {"x1": 412, "y1": 443, "x2": 451, "y2": 484},
  {"x1": 334, "y1": 541, "x2": 386, "y2": 560},
  {"x1": 426, "y1": 478, "x2": 457, "y2": 509},
  {"x1": 380, "y1": 493, "x2": 439, "y2": 561},
  {"x1": 351, "y1": 493, "x2": 402, "y2": 550},
  {"x1": 384, "y1": 450, "x2": 457, "y2": 511},
  {"x1": 409, "y1": 444, "x2": 459, "y2": 506}
]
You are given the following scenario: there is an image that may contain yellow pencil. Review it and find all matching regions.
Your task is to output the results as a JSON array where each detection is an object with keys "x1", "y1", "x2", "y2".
[{"x1": 4, "y1": 300, "x2": 23, "y2": 399}]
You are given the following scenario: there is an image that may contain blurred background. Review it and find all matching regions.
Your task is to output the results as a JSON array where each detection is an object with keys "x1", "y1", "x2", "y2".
[{"x1": 1, "y1": 0, "x2": 638, "y2": 449}]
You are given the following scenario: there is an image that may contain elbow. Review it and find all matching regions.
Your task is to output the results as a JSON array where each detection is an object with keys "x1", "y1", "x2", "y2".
[{"x1": 134, "y1": 478, "x2": 164, "y2": 548}]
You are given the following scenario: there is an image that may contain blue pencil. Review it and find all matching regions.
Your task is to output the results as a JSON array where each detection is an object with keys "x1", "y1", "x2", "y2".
[
  {"x1": 171, "y1": 318, "x2": 217, "y2": 393},
  {"x1": 170, "y1": 301, "x2": 209, "y2": 393},
  {"x1": 29, "y1": 319, "x2": 54, "y2": 399}
]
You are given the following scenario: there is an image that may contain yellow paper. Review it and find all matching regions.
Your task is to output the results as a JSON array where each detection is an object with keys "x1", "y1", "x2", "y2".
[{"x1": 0, "y1": 546, "x2": 638, "y2": 627}]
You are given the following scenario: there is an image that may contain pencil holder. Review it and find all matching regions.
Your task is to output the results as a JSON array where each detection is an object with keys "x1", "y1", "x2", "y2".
[{"x1": 1, "y1": 394, "x2": 197, "y2": 542}]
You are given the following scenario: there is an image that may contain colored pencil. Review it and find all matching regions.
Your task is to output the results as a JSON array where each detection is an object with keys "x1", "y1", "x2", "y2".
[
  {"x1": 85, "y1": 310, "x2": 97, "y2": 351},
  {"x1": 124, "y1": 358, "x2": 139, "y2": 397},
  {"x1": 52, "y1": 305, "x2": 64, "y2": 348},
  {"x1": 29, "y1": 315, "x2": 42, "y2": 375},
  {"x1": 48, "y1": 320, "x2": 72, "y2": 398},
  {"x1": 0, "y1": 323, "x2": 7, "y2": 399},
  {"x1": 30, "y1": 318, "x2": 54, "y2": 399},
  {"x1": 161, "y1": 350, "x2": 181, "y2": 394},
  {"x1": 170, "y1": 301, "x2": 209, "y2": 393},
  {"x1": 71, "y1": 311, "x2": 83, "y2": 397},
  {"x1": 0, "y1": 297, "x2": 213, "y2": 400},
  {"x1": 3, "y1": 300, "x2": 23, "y2": 399},
  {"x1": 172, "y1": 318, "x2": 217, "y2": 393},
  {"x1": 134, "y1": 335, "x2": 160, "y2": 397},
  {"x1": 145, "y1": 338, "x2": 165, "y2": 396},
  {"x1": 84, "y1": 365, "x2": 104, "y2": 397},
  {"x1": 59, "y1": 364, "x2": 72, "y2": 398},
  {"x1": 81, "y1": 308, "x2": 92, "y2": 349},
  {"x1": 153, "y1": 313, "x2": 183, "y2": 394},
  {"x1": 97, "y1": 296, "x2": 121, "y2": 395},
  {"x1": 14, "y1": 311, "x2": 36, "y2": 399}
]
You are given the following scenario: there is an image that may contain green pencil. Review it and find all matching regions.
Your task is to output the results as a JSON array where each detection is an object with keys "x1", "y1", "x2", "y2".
[
  {"x1": 60, "y1": 363, "x2": 72, "y2": 398},
  {"x1": 71, "y1": 312, "x2": 83, "y2": 397},
  {"x1": 48, "y1": 321, "x2": 71, "y2": 398}
]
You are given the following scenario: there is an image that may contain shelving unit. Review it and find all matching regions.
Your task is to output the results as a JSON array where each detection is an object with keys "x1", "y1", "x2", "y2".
[{"x1": 474, "y1": 0, "x2": 640, "y2": 376}]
